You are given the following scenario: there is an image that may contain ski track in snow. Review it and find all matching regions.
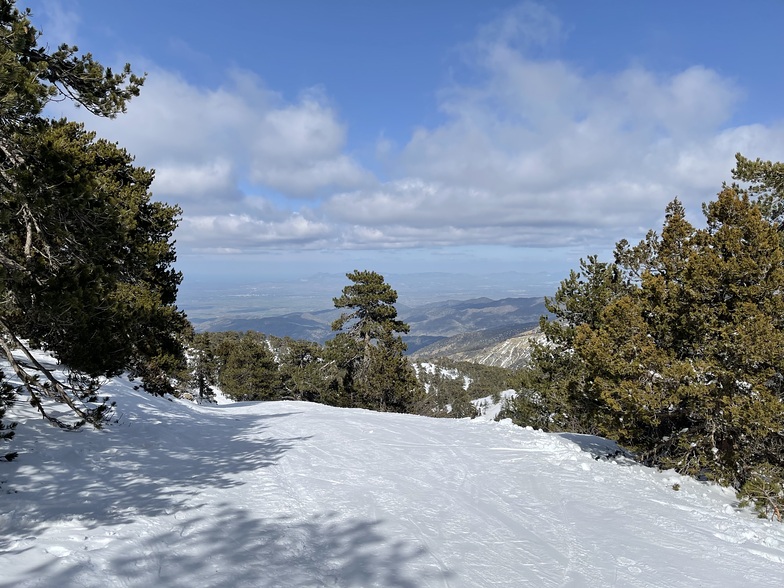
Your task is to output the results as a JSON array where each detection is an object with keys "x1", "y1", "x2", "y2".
[{"x1": 1, "y1": 355, "x2": 784, "y2": 587}]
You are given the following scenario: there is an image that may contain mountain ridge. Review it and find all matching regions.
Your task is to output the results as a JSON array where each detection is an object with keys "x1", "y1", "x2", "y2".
[{"x1": 191, "y1": 297, "x2": 548, "y2": 359}]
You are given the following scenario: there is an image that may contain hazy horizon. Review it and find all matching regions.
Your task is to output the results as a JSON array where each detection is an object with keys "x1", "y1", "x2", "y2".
[{"x1": 178, "y1": 270, "x2": 556, "y2": 321}]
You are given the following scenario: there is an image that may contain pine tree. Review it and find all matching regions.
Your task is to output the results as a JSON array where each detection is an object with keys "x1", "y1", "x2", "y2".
[
  {"x1": 508, "y1": 256, "x2": 628, "y2": 433},
  {"x1": 524, "y1": 185, "x2": 784, "y2": 516},
  {"x1": 732, "y1": 153, "x2": 784, "y2": 226},
  {"x1": 189, "y1": 333, "x2": 219, "y2": 401},
  {"x1": 276, "y1": 338, "x2": 333, "y2": 403},
  {"x1": 0, "y1": 370, "x2": 16, "y2": 461},
  {"x1": 216, "y1": 332, "x2": 279, "y2": 401},
  {"x1": 330, "y1": 270, "x2": 424, "y2": 412},
  {"x1": 0, "y1": 1, "x2": 187, "y2": 428}
]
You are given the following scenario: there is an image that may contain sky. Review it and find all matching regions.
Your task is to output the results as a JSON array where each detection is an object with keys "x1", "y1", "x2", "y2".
[{"x1": 19, "y1": 0, "x2": 784, "y2": 291}]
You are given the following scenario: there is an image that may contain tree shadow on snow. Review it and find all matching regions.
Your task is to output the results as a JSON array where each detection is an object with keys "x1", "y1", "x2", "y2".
[
  {"x1": 0, "y1": 389, "x2": 309, "y2": 552},
  {"x1": 12, "y1": 505, "x2": 451, "y2": 588},
  {"x1": 557, "y1": 432, "x2": 637, "y2": 465},
  {"x1": 2, "y1": 384, "x2": 453, "y2": 587}
]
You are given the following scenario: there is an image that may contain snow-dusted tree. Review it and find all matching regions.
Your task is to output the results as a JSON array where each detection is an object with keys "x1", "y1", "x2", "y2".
[
  {"x1": 189, "y1": 333, "x2": 219, "y2": 401},
  {"x1": 276, "y1": 337, "x2": 330, "y2": 402},
  {"x1": 0, "y1": 370, "x2": 16, "y2": 460},
  {"x1": 733, "y1": 153, "x2": 784, "y2": 227}
]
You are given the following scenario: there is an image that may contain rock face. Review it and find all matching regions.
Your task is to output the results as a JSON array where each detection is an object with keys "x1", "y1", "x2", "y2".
[
  {"x1": 411, "y1": 326, "x2": 542, "y2": 369},
  {"x1": 452, "y1": 328, "x2": 543, "y2": 369}
]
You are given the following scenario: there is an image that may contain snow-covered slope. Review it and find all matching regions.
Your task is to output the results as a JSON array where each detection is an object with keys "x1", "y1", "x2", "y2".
[
  {"x1": 2, "y1": 365, "x2": 784, "y2": 587},
  {"x1": 473, "y1": 389, "x2": 517, "y2": 421}
]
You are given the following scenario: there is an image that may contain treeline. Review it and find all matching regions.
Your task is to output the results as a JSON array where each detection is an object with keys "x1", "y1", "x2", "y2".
[
  {"x1": 503, "y1": 155, "x2": 784, "y2": 521},
  {"x1": 187, "y1": 270, "x2": 426, "y2": 413},
  {"x1": 186, "y1": 331, "x2": 519, "y2": 419},
  {"x1": 182, "y1": 270, "x2": 520, "y2": 418}
]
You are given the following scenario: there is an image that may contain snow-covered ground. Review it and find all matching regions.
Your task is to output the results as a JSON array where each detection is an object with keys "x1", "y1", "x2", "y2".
[{"x1": 2, "y1": 358, "x2": 784, "y2": 587}]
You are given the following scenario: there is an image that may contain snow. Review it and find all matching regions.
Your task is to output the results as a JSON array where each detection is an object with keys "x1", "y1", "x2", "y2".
[
  {"x1": 472, "y1": 389, "x2": 517, "y2": 421},
  {"x1": 2, "y1": 355, "x2": 784, "y2": 587}
]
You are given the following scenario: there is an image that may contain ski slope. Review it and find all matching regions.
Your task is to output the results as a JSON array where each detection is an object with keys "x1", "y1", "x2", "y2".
[{"x1": 2, "y1": 364, "x2": 784, "y2": 587}]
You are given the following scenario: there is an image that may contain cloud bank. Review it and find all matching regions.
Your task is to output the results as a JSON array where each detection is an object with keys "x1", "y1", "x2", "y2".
[{"x1": 46, "y1": 2, "x2": 784, "y2": 261}]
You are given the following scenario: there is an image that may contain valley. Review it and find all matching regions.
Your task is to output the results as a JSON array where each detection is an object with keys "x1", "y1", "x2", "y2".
[{"x1": 181, "y1": 276, "x2": 549, "y2": 366}]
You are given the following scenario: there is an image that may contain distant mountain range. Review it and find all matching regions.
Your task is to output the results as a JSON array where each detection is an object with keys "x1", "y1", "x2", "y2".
[{"x1": 192, "y1": 296, "x2": 548, "y2": 365}]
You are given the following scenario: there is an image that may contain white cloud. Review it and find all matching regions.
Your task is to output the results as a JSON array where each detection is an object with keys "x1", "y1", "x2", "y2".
[
  {"x1": 249, "y1": 92, "x2": 374, "y2": 195},
  {"x1": 57, "y1": 67, "x2": 371, "y2": 201},
  {"x1": 255, "y1": 92, "x2": 345, "y2": 161},
  {"x1": 325, "y1": 177, "x2": 672, "y2": 249},
  {"x1": 153, "y1": 159, "x2": 238, "y2": 200},
  {"x1": 146, "y1": 12, "x2": 784, "y2": 254},
  {"x1": 181, "y1": 213, "x2": 334, "y2": 250},
  {"x1": 52, "y1": 67, "x2": 373, "y2": 249},
  {"x1": 357, "y1": 6, "x2": 784, "y2": 251},
  {"x1": 41, "y1": 1, "x2": 784, "y2": 259},
  {"x1": 474, "y1": 2, "x2": 565, "y2": 53}
]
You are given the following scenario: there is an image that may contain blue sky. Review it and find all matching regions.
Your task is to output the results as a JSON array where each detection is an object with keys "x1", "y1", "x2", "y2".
[{"x1": 21, "y1": 0, "x2": 784, "y2": 293}]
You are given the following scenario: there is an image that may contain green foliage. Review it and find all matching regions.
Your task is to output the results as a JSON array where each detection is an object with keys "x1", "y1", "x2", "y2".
[
  {"x1": 275, "y1": 337, "x2": 334, "y2": 403},
  {"x1": 192, "y1": 332, "x2": 345, "y2": 406},
  {"x1": 215, "y1": 332, "x2": 278, "y2": 401},
  {"x1": 0, "y1": 1, "x2": 142, "y2": 128},
  {"x1": 733, "y1": 153, "x2": 784, "y2": 226},
  {"x1": 188, "y1": 332, "x2": 219, "y2": 401},
  {"x1": 0, "y1": 1, "x2": 186, "y2": 427},
  {"x1": 330, "y1": 270, "x2": 424, "y2": 413},
  {"x1": 0, "y1": 370, "x2": 16, "y2": 457},
  {"x1": 506, "y1": 256, "x2": 627, "y2": 434},
  {"x1": 417, "y1": 367, "x2": 470, "y2": 417},
  {"x1": 332, "y1": 270, "x2": 410, "y2": 341},
  {"x1": 415, "y1": 359, "x2": 517, "y2": 418},
  {"x1": 511, "y1": 171, "x2": 784, "y2": 517},
  {"x1": 738, "y1": 464, "x2": 784, "y2": 522}
]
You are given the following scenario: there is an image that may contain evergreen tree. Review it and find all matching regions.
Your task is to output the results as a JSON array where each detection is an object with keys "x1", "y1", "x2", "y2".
[
  {"x1": 363, "y1": 331, "x2": 422, "y2": 412},
  {"x1": 0, "y1": 1, "x2": 187, "y2": 428},
  {"x1": 276, "y1": 337, "x2": 335, "y2": 403},
  {"x1": 583, "y1": 189, "x2": 784, "y2": 486},
  {"x1": 0, "y1": 370, "x2": 16, "y2": 461},
  {"x1": 733, "y1": 153, "x2": 784, "y2": 226},
  {"x1": 330, "y1": 270, "x2": 424, "y2": 412},
  {"x1": 509, "y1": 256, "x2": 627, "y2": 433},
  {"x1": 217, "y1": 332, "x2": 278, "y2": 401},
  {"x1": 323, "y1": 330, "x2": 363, "y2": 407},
  {"x1": 515, "y1": 182, "x2": 784, "y2": 517},
  {"x1": 413, "y1": 359, "x2": 514, "y2": 418},
  {"x1": 189, "y1": 333, "x2": 219, "y2": 401}
]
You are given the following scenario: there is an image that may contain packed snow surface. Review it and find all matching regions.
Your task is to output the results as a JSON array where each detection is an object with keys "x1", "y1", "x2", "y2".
[{"x1": 2, "y1": 360, "x2": 784, "y2": 587}]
